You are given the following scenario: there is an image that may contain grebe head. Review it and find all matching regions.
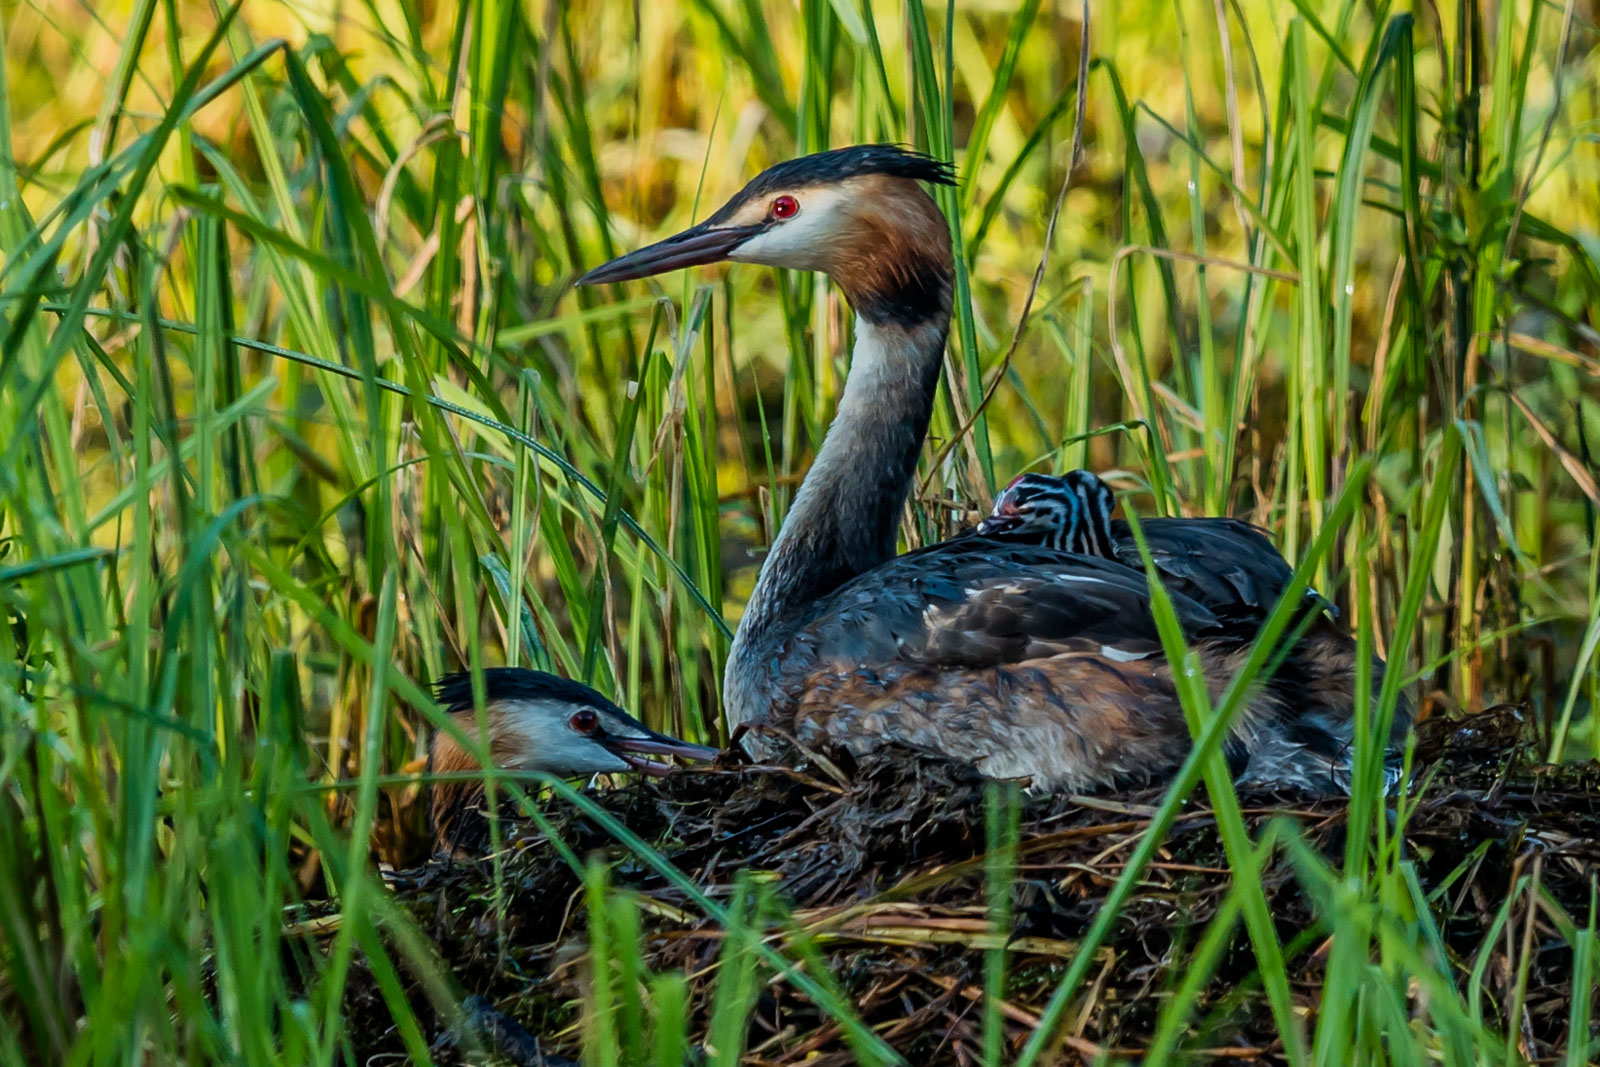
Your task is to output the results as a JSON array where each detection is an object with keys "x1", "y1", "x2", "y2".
[
  {"x1": 576, "y1": 144, "x2": 956, "y2": 327},
  {"x1": 978, "y1": 473, "x2": 1084, "y2": 551},
  {"x1": 428, "y1": 668, "x2": 721, "y2": 855},
  {"x1": 977, "y1": 471, "x2": 1117, "y2": 556},
  {"x1": 429, "y1": 668, "x2": 719, "y2": 782}
]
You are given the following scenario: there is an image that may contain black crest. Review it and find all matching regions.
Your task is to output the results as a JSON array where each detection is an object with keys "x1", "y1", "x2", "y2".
[
  {"x1": 712, "y1": 144, "x2": 956, "y2": 220},
  {"x1": 433, "y1": 668, "x2": 616, "y2": 713}
]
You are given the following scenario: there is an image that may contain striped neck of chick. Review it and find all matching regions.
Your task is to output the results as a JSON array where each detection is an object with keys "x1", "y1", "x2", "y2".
[{"x1": 976, "y1": 471, "x2": 1116, "y2": 556}]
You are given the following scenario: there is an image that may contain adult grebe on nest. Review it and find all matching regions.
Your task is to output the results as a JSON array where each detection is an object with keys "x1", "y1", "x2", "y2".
[{"x1": 579, "y1": 145, "x2": 1408, "y2": 795}]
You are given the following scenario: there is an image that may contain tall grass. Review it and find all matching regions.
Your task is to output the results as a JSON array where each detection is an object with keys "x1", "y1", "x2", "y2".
[{"x1": 1, "y1": 0, "x2": 1597, "y2": 1062}]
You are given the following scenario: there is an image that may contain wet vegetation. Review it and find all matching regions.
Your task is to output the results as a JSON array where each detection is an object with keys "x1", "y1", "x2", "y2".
[{"x1": 1, "y1": 0, "x2": 1598, "y2": 1063}]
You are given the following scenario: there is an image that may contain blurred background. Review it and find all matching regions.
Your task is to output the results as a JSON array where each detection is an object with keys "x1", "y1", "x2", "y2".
[{"x1": 1, "y1": 0, "x2": 1597, "y2": 1058}]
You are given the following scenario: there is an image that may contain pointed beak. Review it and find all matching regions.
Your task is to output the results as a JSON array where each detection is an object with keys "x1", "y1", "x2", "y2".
[
  {"x1": 976, "y1": 502, "x2": 1020, "y2": 537},
  {"x1": 576, "y1": 222, "x2": 766, "y2": 285},
  {"x1": 603, "y1": 730, "x2": 722, "y2": 778}
]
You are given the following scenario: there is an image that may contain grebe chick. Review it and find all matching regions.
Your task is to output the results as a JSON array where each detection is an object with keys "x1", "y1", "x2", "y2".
[
  {"x1": 977, "y1": 471, "x2": 1338, "y2": 627},
  {"x1": 978, "y1": 470, "x2": 1406, "y2": 791}
]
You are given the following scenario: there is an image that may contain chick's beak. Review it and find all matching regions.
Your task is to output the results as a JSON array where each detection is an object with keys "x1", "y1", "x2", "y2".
[
  {"x1": 976, "y1": 502, "x2": 1020, "y2": 538},
  {"x1": 603, "y1": 730, "x2": 722, "y2": 778},
  {"x1": 576, "y1": 222, "x2": 766, "y2": 285}
]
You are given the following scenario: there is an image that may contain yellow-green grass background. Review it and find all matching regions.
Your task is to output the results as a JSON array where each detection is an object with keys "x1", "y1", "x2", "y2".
[{"x1": 2, "y1": 0, "x2": 1598, "y2": 1060}]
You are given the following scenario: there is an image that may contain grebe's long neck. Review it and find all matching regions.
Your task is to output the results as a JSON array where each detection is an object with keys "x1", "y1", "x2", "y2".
[
  {"x1": 724, "y1": 308, "x2": 949, "y2": 740},
  {"x1": 721, "y1": 178, "x2": 954, "y2": 736},
  {"x1": 749, "y1": 314, "x2": 948, "y2": 626}
]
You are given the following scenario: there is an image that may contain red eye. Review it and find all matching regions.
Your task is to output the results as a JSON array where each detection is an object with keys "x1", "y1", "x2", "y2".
[
  {"x1": 771, "y1": 195, "x2": 799, "y2": 219},
  {"x1": 569, "y1": 709, "x2": 599, "y2": 734}
]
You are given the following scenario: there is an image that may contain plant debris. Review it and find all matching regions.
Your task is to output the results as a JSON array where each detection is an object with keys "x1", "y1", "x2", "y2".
[{"x1": 331, "y1": 709, "x2": 1600, "y2": 1064}]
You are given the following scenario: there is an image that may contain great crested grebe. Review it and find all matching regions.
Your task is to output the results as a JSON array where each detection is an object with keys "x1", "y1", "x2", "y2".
[
  {"x1": 578, "y1": 144, "x2": 1408, "y2": 795},
  {"x1": 429, "y1": 668, "x2": 719, "y2": 854}
]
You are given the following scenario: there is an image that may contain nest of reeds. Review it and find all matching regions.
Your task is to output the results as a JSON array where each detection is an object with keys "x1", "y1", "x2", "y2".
[{"x1": 334, "y1": 706, "x2": 1600, "y2": 1065}]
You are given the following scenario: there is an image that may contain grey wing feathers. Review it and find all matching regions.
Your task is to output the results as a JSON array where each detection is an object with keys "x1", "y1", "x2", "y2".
[
  {"x1": 791, "y1": 539, "x2": 1226, "y2": 673},
  {"x1": 762, "y1": 533, "x2": 1396, "y2": 798},
  {"x1": 1114, "y1": 518, "x2": 1317, "y2": 621}
]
